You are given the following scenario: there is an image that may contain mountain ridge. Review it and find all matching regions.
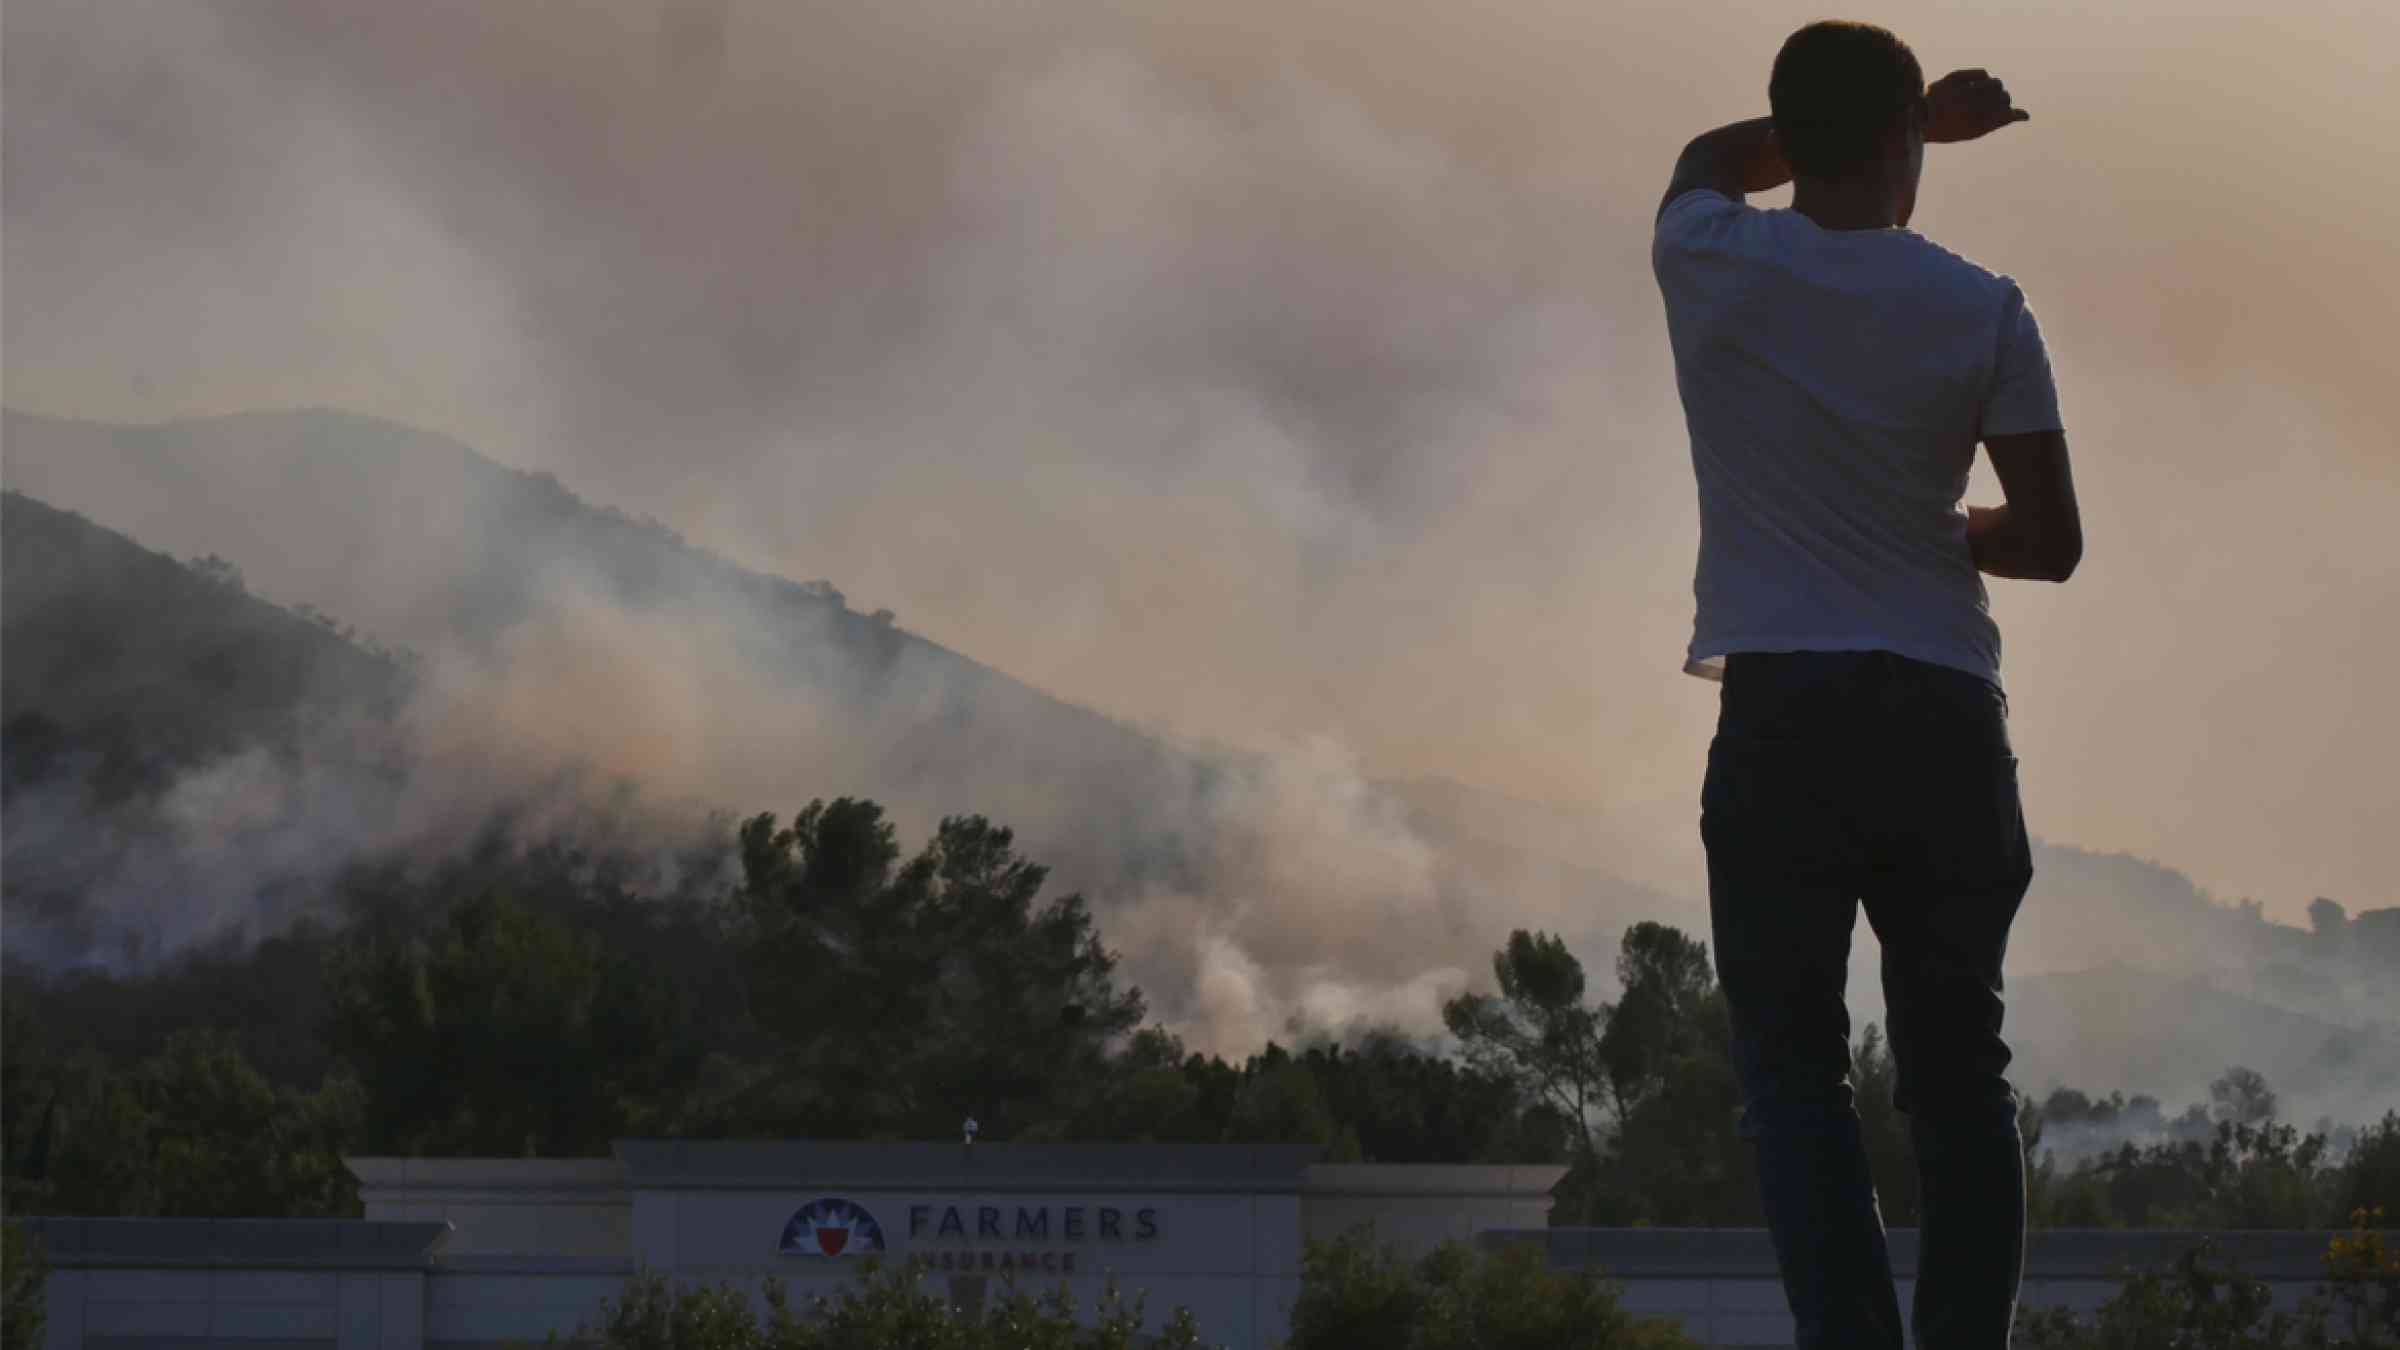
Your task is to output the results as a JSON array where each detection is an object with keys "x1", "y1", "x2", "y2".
[{"x1": 3, "y1": 407, "x2": 2389, "y2": 1107}]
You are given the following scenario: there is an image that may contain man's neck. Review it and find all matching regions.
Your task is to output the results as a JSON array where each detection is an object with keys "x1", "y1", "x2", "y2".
[{"x1": 1790, "y1": 176, "x2": 1901, "y2": 232}]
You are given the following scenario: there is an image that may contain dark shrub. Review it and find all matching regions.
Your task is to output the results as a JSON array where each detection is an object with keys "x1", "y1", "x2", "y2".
[{"x1": 1284, "y1": 1227, "x2": 1701, "y2": 1350}]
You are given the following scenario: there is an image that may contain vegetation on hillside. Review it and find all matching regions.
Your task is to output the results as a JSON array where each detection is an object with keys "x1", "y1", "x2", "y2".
[{"x1": 6, "y1": 781, "x2": 2397, "y2": 1232}]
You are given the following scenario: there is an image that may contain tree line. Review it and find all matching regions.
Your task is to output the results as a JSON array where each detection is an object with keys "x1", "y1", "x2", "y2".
[{"x1": 4, "y1": 796, "x2": 2395, "y2": 1228}]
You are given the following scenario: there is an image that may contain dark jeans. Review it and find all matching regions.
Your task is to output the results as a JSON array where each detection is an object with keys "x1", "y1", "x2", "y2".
[{"x1": 1702, "y1": 650, "x2": 2034, "y2": 1350}]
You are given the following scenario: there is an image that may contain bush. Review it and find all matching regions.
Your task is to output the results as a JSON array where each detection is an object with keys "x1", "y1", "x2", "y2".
[
  {"x1": 2017, "y1": 1212, "x2": 2400, "y2": 1350},
  {"x1": 579, "y1": 1236, "x2": 1706, "y2": 1350},
  {"x1": 2335, "y1": 1117, "x2": 2400, "y2": 1225},
  {"x1": 1282, "y1": 1228, "x2": 1701, "y2": 1350},
  {"x1": 577, "y1": 1261, "x2": 1209, "y2": 1350},
  {"x1": 2015, "y1": 1242, "x2": 2308, "y2": 1350},
  {"x1": 2317, "y1": 1208, "x2": 2400, "y2": 1347},
  {"x1": 2, "y1": 1221, "x2": 45, "y2": 1350}
]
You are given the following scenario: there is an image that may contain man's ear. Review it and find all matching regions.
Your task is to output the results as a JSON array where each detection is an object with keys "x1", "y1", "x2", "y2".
[{"x1": 1881, "y1": 115, "x2": 1918, "y2": 162}]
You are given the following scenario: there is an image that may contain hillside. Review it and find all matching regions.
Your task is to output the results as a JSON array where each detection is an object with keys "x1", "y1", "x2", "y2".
[
  {"x1": 2007, "y1": 965, "x2": 2400, "y2": 1125},
  {"x1": 2, "y1": 490, "x2": 408, "y2": 790},
  {"x1": 2, "y1": 408, "x2": 2388, "y2": 1108},
  {"x1": 0, "y1": 410, "x2": 1687, "y2": 1044},
  {"x1": 2, "y1": 491, "x2": 415, "y2": 960}
]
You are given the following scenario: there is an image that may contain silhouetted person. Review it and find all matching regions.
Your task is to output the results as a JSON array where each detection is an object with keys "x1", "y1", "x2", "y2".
[{"x1": 1652, "y1": 21, "x2": 2082, "y2": 1350}]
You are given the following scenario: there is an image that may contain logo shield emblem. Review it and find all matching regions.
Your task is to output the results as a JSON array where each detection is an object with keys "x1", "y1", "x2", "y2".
[{"x1": 779, "y1": 1197, "x2": 886, "y2": 1259}]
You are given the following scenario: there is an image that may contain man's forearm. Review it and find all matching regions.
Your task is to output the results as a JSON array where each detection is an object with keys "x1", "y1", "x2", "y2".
[
  {"x1": 1679, "y1": 118, "x2": 1792, "y2": 198},
  {"x1": 1967, "y1": 504, "x2": 2076, "y2": 581}
]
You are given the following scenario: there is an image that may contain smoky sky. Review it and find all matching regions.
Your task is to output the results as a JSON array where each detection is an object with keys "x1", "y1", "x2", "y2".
[{"x1": 7, "y1": 0, "x2": 2398, "y2": 934}]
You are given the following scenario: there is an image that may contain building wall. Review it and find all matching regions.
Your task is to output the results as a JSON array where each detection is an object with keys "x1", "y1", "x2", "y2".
[
  {"x1": 343, "y1": 1159, "x2": 628, "y2": 1260},
  {"x1": 421, "y1": 1261, "x2": 627, "y2": 1350},
  {"x1": 26, "y1": 1220, "x2": 444, "y2": 1350},
  {"x1": 1302, "y1": 1164, "x2": 1561, "y2": 1253},
  {"x1": 27, "y1": 1156, "x2": 2354, "y2": 1350},
  {"x1": 338, "y1": 1143, "x2": 1565, "y2": 1350},
  {"x1": 623, "y1": 1185, "x2": 1294, "y2": 1349}
]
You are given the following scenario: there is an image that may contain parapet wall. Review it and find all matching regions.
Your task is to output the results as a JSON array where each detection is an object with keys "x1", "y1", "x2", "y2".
[{"x1": 25, "y1": 1219, "x2": 451, "y2": 1350}]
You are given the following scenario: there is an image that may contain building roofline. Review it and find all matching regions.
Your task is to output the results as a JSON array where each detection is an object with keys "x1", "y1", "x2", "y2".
[
  {"x1": 340, "y1": 1146, "x2": 1564, "y2": 1202},
  {"x1": 17, "y1": 1218, "x2": 452, "y2": 1269},
  {"x1": 345, "y1": 1155, "x2": 626, "y2": 1195},
  {"x1": 1301, "y1": 1163, "x2": 1567, "y2": 1197},
  {"x1": 611, "y1": 1139, "x2": 1326, "y2": 1192}
]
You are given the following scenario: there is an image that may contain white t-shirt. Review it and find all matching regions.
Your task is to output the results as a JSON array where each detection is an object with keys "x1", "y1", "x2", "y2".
[{"x1": 1652, "y1": 188, "x2": 2063, "y2": 688}]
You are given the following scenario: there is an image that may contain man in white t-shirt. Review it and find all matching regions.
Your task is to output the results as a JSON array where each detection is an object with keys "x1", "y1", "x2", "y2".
[{"x1": 1651, "y1": 21, "x2": 2083, "y2": 1350}]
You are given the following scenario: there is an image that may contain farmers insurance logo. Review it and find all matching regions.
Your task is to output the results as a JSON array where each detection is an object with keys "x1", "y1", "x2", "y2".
[{"x1": 779, "y1": 1197, "x2": 887, "y2": 1259}]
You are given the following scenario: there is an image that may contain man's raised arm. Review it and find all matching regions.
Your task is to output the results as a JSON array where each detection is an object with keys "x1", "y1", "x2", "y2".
[{"x1": 1658, "y1": 118, "x2": 1790, "y2": 219}]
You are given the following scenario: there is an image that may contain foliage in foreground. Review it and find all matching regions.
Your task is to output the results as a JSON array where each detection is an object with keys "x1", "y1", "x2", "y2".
[
  {"x1": 578, "y1": 1260, "x2": 1207, "y2": 1350},
  {"x1": 575, "y1": 1234, "x2": 1706, "y2": 1350},
  {"x1": 2, "y1": 1220, "x2": 46, "y2": 1350},
  {"x1": 1283, "y1": 1227, "x2": 1700, "y2": 1350},
  {"x1": 2018, "y1": 1210, "x2": 2400, "y2": 1349}
]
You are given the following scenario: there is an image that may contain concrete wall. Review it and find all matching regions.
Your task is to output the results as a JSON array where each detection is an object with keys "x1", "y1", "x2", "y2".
[
  {"x1": 23, "y1": 1220, "x2": 447, "y2": 1350},
  {"x1": 347, "y1": 1159, "x2": 628, "y2": 1259},
  {"x1": 605, "y1": 1140, "x2": 1331, "y2": 1350},
  {"x1": 339, "y1": 1143, "x2": 1562, "y2": 1350},
  {"x1": 621, "y1": 1185, "x2": 1291, "y2": 1348},
  {"x1": 1486, "y1": 1227, "x2": 2353, "y2": 1349},
  {"x1": 39, "y1": 1155, "x2": 2338, "y2": 1350},
  {"x1": 1303, "y1": 1165, "x2": 1562, "y2": 1255},
  {"x1": 421, "y1": 1259, "x2": 627, "y2": 1350}
]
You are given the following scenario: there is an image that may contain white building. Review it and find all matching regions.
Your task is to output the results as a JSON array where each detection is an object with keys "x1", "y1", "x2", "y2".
[
  {"x1": 29, "y1": 1140, "x2": 1564, "y2": 1350},
  {"x1": 23, "y1": 1142, "x2": 2349, "y2": 1348}
]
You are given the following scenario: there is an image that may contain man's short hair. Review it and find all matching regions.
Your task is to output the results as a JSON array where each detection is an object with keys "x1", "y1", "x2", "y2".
[{"x1": 1769, "y1": 21, "x2": 1925, "y2": 180}]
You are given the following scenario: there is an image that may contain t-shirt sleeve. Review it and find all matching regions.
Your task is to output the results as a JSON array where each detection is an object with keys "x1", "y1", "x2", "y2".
[
  {"x1": 1980, "y1": 285, "x2": 2064, "y2": 437},
  {"x1": 1652, "y1": 189, "x2": 1744, "y2": 268}
]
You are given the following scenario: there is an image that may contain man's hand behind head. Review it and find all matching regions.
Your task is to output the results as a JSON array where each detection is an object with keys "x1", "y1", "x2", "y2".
[{"x1": 1926, "y1": 68, "x2": 2031, "y2": 144}]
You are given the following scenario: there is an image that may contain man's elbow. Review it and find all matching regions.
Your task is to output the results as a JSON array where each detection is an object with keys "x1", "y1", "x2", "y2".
[{"x1": 2037, "y1": 526, "x2": 2084, "y2": 582}]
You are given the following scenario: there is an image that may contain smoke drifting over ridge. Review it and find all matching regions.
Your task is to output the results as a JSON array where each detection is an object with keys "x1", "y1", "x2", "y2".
[
  {"x1": 4, "y1": 409, "x2": 1645, "y2": 1056},
  {"x1": 5, "y1": 0, "x2": 2397, "y2": 1084}
]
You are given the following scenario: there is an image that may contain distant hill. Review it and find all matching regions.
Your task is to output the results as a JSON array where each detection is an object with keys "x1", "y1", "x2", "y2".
[
  {"x1": 2, "y1": 408, "x2": 2388, "y2": 1103},
  {"x1": 0, "y1": 409, "x2": 1682, "y2": 1040},
  {"x1": 2006, "y1": 964, "x2": 2400, "y2": 1126},
  {"x1": 0, "y1": 408, "x2": 1201, "y2": 881},
  {"x1": 2, "y1": 490, "x2": 411, "y2": 958},
  {"x1": 2, "y1": 490, "x2": 407, "y2": 791},
  {"x1": 2012, "y1": 844, "x2": 2396, "y2": 1037}
]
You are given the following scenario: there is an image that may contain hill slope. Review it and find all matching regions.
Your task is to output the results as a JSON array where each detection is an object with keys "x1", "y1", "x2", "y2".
[
  {"x1": 2006, "y1": 964, "x2": 2399, "y2": 1124},
  {"x1": 2, "y1": 409, "x2": 1682, "y2": 1043},
  {"x1": 4, "y1": 408, "x2": 2388, "y2": 1108},
  {"x1": 2, "y1": 491, "x2": 413, "y2": 958}
]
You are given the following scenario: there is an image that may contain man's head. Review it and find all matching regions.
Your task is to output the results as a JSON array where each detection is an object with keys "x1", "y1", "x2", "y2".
[{"x1": 1770, "y1": 21, "x2": 1927, "y2": 219}]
